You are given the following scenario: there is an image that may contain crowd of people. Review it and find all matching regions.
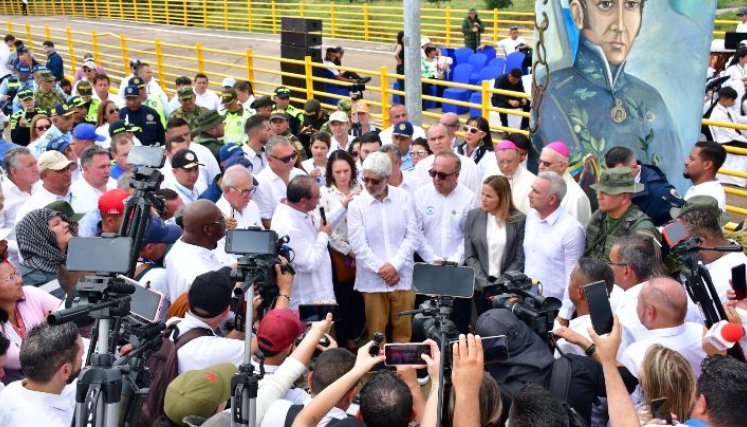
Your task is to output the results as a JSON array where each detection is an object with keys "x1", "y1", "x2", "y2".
[{"x1": 0, "y1": 27, "x2": 745, "y2": 427}]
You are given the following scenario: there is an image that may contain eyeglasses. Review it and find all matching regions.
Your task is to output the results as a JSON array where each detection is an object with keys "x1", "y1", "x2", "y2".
[
  {"x1": 539, "y1": 160, "x2": 562, "y2": 167},
  {"x1": 232, "y1": 185, "x2": 257, "y2": 197},
  {"x1": 607, "y1": 261, "x2": 628, "y2": 267},
  {"x1": 350, "y1": 151, "x2": 359, "y2": 157},
  {"x1": 428, "y1": 169, "x2": 457, "y2": 180},
  {"x1": 35, "y1": 124, "x2": 51, "y2": 131},
  {"x1": 107, "y1": 109, "x2": 118, "y2": 115},
  {"x1": 410, "y1": 150, "x2": 429, "y2": 158},
  {"x1": 362, "y1": 176, "x2": 382, "y2": 185},
  {"x1": 462, "y1": 125, "x2": 481, "y2": 134},
  {"x1": 271, "y1": 152, "x2": 297, "y2": 164},
  {"x1": 1, "y1": 271, "x2": 18, "y2": 284}
]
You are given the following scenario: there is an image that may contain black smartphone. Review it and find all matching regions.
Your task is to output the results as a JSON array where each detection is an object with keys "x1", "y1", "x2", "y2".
[
  {"x1": 412, "y1": 263, "x2": 475, "y2": 298},
  {"x1": 126, "y1": 145, "x2": 166, "y2": 168},
  {"x1": 651, "y1": 397, "x2": 673, "y2": 424},
  {"x1": 584, "y1": 280, "x2": 613, "y2": 335},
  {"x1": 480, "y1": 335, "x2": 509, "y2": 364},
  {"x1": 298, "y1": 304, "x2": 338, "y2": 322},
  {"x1": 732, "y1": 264, "x2": 747, "y2": 301},
  {"x1": 224, "y1": 228, "x2": 277, "y2": 256},
  {"x1": 662, "y1": 219, "x2": 688, "y2": 248},
  {"x1": 384, "y1": 343, "x2": 431, "y2": 366}
]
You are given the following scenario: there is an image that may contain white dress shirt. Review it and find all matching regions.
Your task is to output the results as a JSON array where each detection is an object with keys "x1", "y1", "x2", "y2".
[
  {"x1": 738, "y1": 22, "x2": 747, "y2": 33},
  {"x1": 318, "y1": 184, "x2": 357, "y2": 256},
  {"x1": 553, "y1": 314, "x2": 593, "y2": 358},
  {"x1": 174, "y1": 312, "x2": 244, "y2": 374},
  {"x1": 164, "y1": 238, "x2": 232, "y2": 301},
  {"x1": 685, "y1": 180, "x2": 726, "y2": 211},
  {"x1": 524, "y1": 207, "x2": 585, "y2": 300},
  {"x1": 347, "y1": 185, "x2": 419, "y2": 293},
  {"x1": 160, "y1": 156, "x2": 210, "y2": 190},
  {"x1": 253, "y1": 167, "x2": 307, "y2": 220},
  {"x1": 482, "y1": 163, "x2": 536, "y2": 214},
  {"x1": 709, "y1": 103, "x2": 747, "y2": 187},
  {"x1": 486, "y1": 214, "x2": 507, "y2": 277},
  {"x1": 241, "y1": 143, "x2": 268, "y2": 174},
  {"x1": 195, "y1": 89, "x2": 221, "y2": 111},
  {"x1": 162, "y1": 178, "x2": 207, "y2": 205},
  {"x1": 415, "y1": 184, "x2": 474, "y2": 263},
  {"x1": 329, "y1": 135, "x2": 353, "y2": 153},
  {"x1": 379, "y1": 124, "x2": 426, "y2": 146},
  {"x1": 706, "y1": 251, "x2": 747, "y2": 303},
  {"x1": 14, "y1": 185, "x2": 75, "y2": 227},
  {"x1": 496, "y1": 36, "x2": 528, "y2": 56},
  {"x1": 414, "y1": 154, "x2": 481, "y2": 204},
  {"x1": 216, "y1": 195, "x2": 262, "y2": 229},
  {"x1": 562, "y1": 173, "x2": 592, "y2": 226},
  {"x1": 69, "y1": 177, "x2": 117, "y2": 213},
  {"x1": 1, "y1": 178, "x2": 42, "y2": 232},
  {"x1": 620, "y1": 322, "x2": 707, "y2": 378},
  {"x1": 271, "y1": 203, "x2": 335, "y2": 307},
  {"x1": 0, "y1": 380, "x2": 75, "y2": 426}
]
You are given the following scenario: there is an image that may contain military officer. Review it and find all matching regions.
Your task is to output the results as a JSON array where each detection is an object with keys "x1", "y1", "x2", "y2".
[
  {"x1": 170, "y1": 86, "x2": 209, "y2": 134},
  {"x1": 33, "y1": 70, "x2": 66, "y2": 113},
  {"x1": 192, "y1": 110, "x2": 225, "y2": 162}
]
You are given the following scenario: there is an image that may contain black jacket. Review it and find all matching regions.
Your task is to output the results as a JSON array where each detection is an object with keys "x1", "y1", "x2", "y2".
[
  {"x1": 633, "y1": 162, "x2": 683, "y2": 226},
  {"x1": 119, "y1": 105, "x2": 165, "y2": 146}
]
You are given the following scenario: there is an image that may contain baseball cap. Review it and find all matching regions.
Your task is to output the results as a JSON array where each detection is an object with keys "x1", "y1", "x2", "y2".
[
  {"x1": 68, "y1": 96, "x2": 87, "y2": 109},
  {"x1": 83, "y1": 58, "x2": 96, "y2": 69},
  {"x1": 273, "y1": 86, "x2": 291, "y2": 98},
  {"x1": 45, "y1": 200, "x2": 85, "y2": 223},
  {"x1": 391, "y1": 121, "x2": 414, "y2": 138},
  {"x1": 36, "y1": 70, "x2": 55, "y2": 82},
  {"x1": 50, "y1": 103, "x2": 75, "y2": 117},
  {"x1": 256, "y1": 308, "x2": 306, "y2": 353},
  {"x1": 143, "y1": 215, "x2": 182, "y2": 244},
  {"x1": 73, "y1": 123, "x2": 107, "y2": 142},
  {"x1": 38, "y1": 150, "x2": 74, "y2": 173},
  {"x1": 270, "y1": 110, "x2": 288, "y2": 121},
  {"x1": 128, "y1": 76, "x2": 146, "y2": 88},
  {"x1": 352, "y1": 101, "x2": 370, "y2": 114},
  {"x1": 171, "y1": 149, "x2": 203, "y2": 169},
  {"x1": 188, "y1": 267, "x2": 234, "y2": 318},
  {"x1": 15, "y1": 62, "x2": 31, "y2": 74},
  {"x1": 98, "y1": 189, "x2": 129, "y2": 216},
  {"x1": 109, "y1": 120, "x2": 140, "y2": 137},
  {"x1": 329, "y1": 111, "x2": 349, "y2": 124},
  {"x1": 545, "y1": 141, "x2": 569, "y2": 158},
  {"x1": 738, "y1": 8, "x2": 747, "y2": 16},
  {"x1": 177, "y1": 86, "x2": 195, "y2": 101},
  {"x1": 17, "y1": 88, "x2": 33, "y2": 100},
  {"x1": 221, "y1": 77, "x2": 237, "y2": 88},
  {"x1": 220, "y1": 89, "x2": 237, "y2": 105},
  {"x1": 164, "y1": 363, "x2": 237, "y2": 427},
  {"x1": 251, "y1": 95, "x2": 274, "y2": 110},
  {"x1": 494, "y1": 140, "x2": 518, "y2": 150},
  {"x1": 124, "y1": 85, "x2": 140, "y2": 98},
  {"x1": 303, "y1": 99, "x2": 322, "y2": 115},
  {"x1": 77, "y1": 81, "x2": 93, "y2": 96},
  {"x1": 46, "y1": 136, "x2": 72, "y2": 154},
  {"x1": 218, "y1": 143, "x2": 243, "y2": 163}
]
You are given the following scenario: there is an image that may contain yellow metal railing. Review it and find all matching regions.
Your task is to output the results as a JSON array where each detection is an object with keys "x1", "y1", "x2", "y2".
[{"x1": 6, "y1": 19, "x2": 747, "y2": 224}]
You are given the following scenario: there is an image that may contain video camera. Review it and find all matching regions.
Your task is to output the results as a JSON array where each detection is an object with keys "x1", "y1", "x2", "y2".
[
  {"x1": 485, "y1": 271, "x2": 561, "y2": 338},
  {"x1": 348, "y1": 83, "x2": 366, "y2": 101},
  {"x1": 224, "y1": 228, "x2": 294, "y2": 322}
]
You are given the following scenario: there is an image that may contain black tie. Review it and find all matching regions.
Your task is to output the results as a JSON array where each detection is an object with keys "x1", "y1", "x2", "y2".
[{"x1": 727, "y1": 111, "x2": 743, "y2": 135}]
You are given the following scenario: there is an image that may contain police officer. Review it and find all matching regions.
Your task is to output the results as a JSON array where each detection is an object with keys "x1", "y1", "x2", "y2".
[
  {"x1": 584, "y1": 167, "x2": 659, "y2": 261},
  {"x1": 76, "y1": 81, "x2": 100, "y2": 124},
  {"x1": 219, "y1": 88, "x2": 252, "y2": 146},
  {"x1": 0, "y1": 62, "x2": 35, "y2": 114},
  {"x1": 251, "y1": 95, "x2": 274, "y2": 118},
  {"x1": 68, "y1": 96, "x2": 91, "y2": 126},
  {"x1": 170, "y1": 86, "x2": 209, "y2": 135},
  {"x1": 272, "y1": 86, "x2": 303, "y2": 135},
  {"x1": 192, "y1": 110, "x2": 224, "y2": 162},
  {"x1": 119, "y1": 85, "x2": 165, "y2": 146},
  {"x1": 9, "y1": 88, "x2": 46, "y2": 146},
  {"x1": 130, "y1": 76, "x2": 169, "y2": 128},
  {"x1": 33, "y1": 70, "x2": 66, "y2": 113}
]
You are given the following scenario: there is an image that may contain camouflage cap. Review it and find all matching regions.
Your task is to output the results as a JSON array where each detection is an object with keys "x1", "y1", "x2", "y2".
[
  {"x1": 177, "y1": 86, "x2": 195, "y2": 101},
  {"x1": 195, "y1": 110, "x2": 223, "y2": 132},
  {"x1": 36, "y1": 70, "x2": 55, "y2": 82},
  {"x1": 270, "y1": 110, "x2": 288, "y2": 121},
  {"x1": 670, "y1": 195, "x2": 730, "y2": 226},
  {"x1": 589, "y1": 167, "x2": 644, "y2": 195},
  {"x1": 337, "y1": 99, "x2": 353, "y2": 114},
  {"x1": 76, "y1": 80, "x2": 93, "y2": 96}
]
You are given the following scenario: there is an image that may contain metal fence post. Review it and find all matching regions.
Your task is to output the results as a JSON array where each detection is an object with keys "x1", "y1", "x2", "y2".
[
  {"x1": 196, "y1": 43, "x2": 205, "y2": 73},
  {"x1": 92, "y1": 31, "x2": 101, "y2": 63},
  {"x1": 44, "y1": 24, "x2": 52, "y2": 41},
  {"x1": 120, "y1": 34, "x2": 130, "y2": 75},
  {"x1": 330, "y1": 2, "x2": 336, "y2": 38},
  {"x1": 363, "y1": 3, "x2": 369, "y2": 41},
  {"x1": 380, "y1": 66, "x2": 389, "y2": 127},
  {"x1": 24, "y1": 23, "x2": 33, "y2": 50},
  {"x1": 446, "y1": 7, "x2": 452, "y2": 47},
  {"x1": 246, "y1": 0, "x2": 253, "y2": 32},
  {"x1": 299, "y1": 0, "x2": 304, "y2": 18},
  {"x1": 304, "y1": 56, "x2": 314, "y2": 99},
  {"x1": 118, "y1": 0, "x2": 124, "y2": 19},
  {"x1": 271, "y1": 0, "x2": 278, "y2": 34},
  {"x1": 183, "y1": 0, "x2": 188, "y2": 26},
  {"x1": 493, "y1": 9, "x2": 499, "y2": 45},
  {"x1": 148, "y1": 0, "x2": 154, "y2": 22},
  {"x1": 481, "y1": 80, "x2": 490, "y2": 119},
  {"x1": 155, "y1": 39, "x2": 166, "y2": 89},
  {"x1": 66, "y1": 28, "x2": 76, "y2": 73},
  {"x1": 106, "y1": 0, "x2": 111, "y2": 19},
  {"x1": 165, "y1": 0, "x2": 171, "y2": 25},
  {"x1": 245, "y1": 49, "x2": 255, "y2": 86},
  {"x1": 203, "y1": 0, "x2": 208, "y2": 28},
  {"x1": 223, "y1": 0, "x2": 229, "y2": 30}
]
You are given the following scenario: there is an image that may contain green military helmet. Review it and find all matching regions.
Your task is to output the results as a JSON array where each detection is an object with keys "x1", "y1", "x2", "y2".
[{"x1": 670, "y1": 195, "x2": 730, "y2": 226}]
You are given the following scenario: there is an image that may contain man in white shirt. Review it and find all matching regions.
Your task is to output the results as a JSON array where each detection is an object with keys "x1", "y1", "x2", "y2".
[
  {"x1": 483, "y1": 140, "x2": 536, "y2": 214},
  {"x1": 0, "y1": 323, "x2": 83, "y2": 427},
  {"x1": 708, "y1": 87, "x2": 747, "y2": 187},
  {"x1": 380, "y1": 145, "x2": 419, "y2": 202},
  {"x1": 14, "y1": 150, "x2": 76, "y2": 227},
  {"x1": 496, "y1": 25, "x2": 529, "y2": 56},
  {"x1": 683, "y1": 141, "x2": 727, "y2": 210},
  {"x1": 738, "y1": 9, "x2": 747, "y2": 32},
  {"x1": 163, "y1": 149, "x2": 207, "y2": 205},
  {"x1": 0, "y1": 35, "x2": 13, "y2": 79},
  {"x1": 70, "y1": 146, "x2": 117, "y2": 214},
  {"x1": 379, "y1": 104, "x2": 426, "y2": 146},
  {"x1": 1, "y1": 147, "x2": 41, "y2": 263},
  {"x1": 619, "y1": 277, "x2": 707, "y2": 378},
  {"x1": 165, "y1": 118, "x2": 221, "y2": 183},
  {"x1": 552, "y1": 258, "x2": 615, "y2": 358},
  {"x1": 347, "y1": 152, "x2": 419, "y2": 342},
  {"x1": 254, "y1": 137, "x2": 307, "y2": 229},
  {"x1": 217, "y1": 165, "x2": 262, "y2": 229},
  {"x1": 415, "y1": 123, "x2": 481, "y2": 198},
  {"x1": 92, "y1": 74, "x2": 124, "y2": 109},
  {"x1": 271, "y1": 176, "x2": 335, "y2": 308},
  {"x1": 193, "y1": 73, "x2": 220, "y2": 111},
  {"x1": 524, "y1": 172, "x2": 585, "y2": 301},
  {"x1": 242, "y1": 114, "x2": 271, "y2": 174},
  {"x1": 328, "y1": 111, "x2": 354, "y2": 153},
  {"x1": 537, "y1": 141, "x2": 592, "y2": 225},
  {"x1": 164, "y1": 200, "x2": 232, "y2": 301}
]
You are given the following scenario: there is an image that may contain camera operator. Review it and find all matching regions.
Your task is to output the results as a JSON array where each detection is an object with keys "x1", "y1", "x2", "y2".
[{"x1": 271, "y1": 175, "x2": 336, "y2": 308}]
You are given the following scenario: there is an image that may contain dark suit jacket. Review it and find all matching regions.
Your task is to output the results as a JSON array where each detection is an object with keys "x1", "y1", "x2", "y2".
[{"x1": 464, "y1": 208, "x2": 526, "y2": 291}]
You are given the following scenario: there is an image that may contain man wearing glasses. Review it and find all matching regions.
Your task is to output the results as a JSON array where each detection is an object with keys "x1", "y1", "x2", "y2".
[
  {"x1": 348, "y1": 152, "x2": 419, "y2": 343},
  {"x1": 216, "y1": 164, "x2": 261, "y2": 230},
  {"x1": 254, "y1": 137, "x2": 307, "y2": 229}
]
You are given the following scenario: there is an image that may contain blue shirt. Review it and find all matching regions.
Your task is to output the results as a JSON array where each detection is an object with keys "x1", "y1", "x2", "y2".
[
  {"x1": 111, "y1": 163, "x2": 126, "y2": 180},
  {"x1": 46, "y1": 52, "x2": 64, "y2": 81},
  {"x1": 684, "y1": 420, "x2": 709, "y2": 427},
  {"x1": 0, "y1": 139, "x2": 20, "y2": 159}
]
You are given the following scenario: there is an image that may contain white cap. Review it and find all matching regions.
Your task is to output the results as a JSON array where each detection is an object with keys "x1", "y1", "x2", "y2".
[
  {"x1": 221, "y1": 77, "x2": 237, "y2": 88},
  {"x1": 421, "y1": 37, "x2": 431, "y2": 47}
]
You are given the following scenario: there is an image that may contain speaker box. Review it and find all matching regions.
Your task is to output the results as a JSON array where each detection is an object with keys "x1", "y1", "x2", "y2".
[
  {"x1": 280, "y1": 51, "x2": 324, "y2": 103},
  {"x1": 281, "y1": 32, "x2": 322, "y2": 48},
  {"x1": 281, "y1": 17, "x2": 322, "y2": 33},
  {"x1": 281, "y1": 45, "x2": 322, "y2": 61}
]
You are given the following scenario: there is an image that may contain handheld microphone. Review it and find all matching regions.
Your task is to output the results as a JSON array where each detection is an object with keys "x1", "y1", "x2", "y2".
[
  {"x1": 705, "y1": 320, "x2": 745, "y2": 352},
  {"x1": 319, "y1": 207, "x2": 327, "y2": 225}
]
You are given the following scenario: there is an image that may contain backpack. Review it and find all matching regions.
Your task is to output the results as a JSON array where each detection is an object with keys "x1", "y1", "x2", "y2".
[
  {"x1": 138, "y1": 326, "x2": 214, "y2": 427},
  {"x1": 549, "y1": 356, "x2": 589, "y2": 427}
]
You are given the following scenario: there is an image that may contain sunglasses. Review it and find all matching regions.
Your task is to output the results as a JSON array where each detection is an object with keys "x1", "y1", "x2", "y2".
[
  {"x1": 107, "y1": 109, "x2": 118, "y2": 114},
  {"x1": 428, "y1": 169, "x2": 457, "y2": 180},
  {"x1": 350, "y1": 151, "x2": 359, "y2": 157},
  {"x1": 362, "y1": 176, "x2": 382, "y2": 185},
  {"x1": 462, "y1": 125, "x2": 481, "y2": 134},
  {"x1": 35, "y1": 124, "x2": 51, "y2": 131},
  {"x1": 271, "y1": 152, "x2": 297, "y2": 164}
]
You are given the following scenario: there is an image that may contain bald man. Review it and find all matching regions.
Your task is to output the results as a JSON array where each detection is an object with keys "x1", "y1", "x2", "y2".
[
  {"x1": 438, "y1": 112, "x2": 460, "y2": 147},
  {"x1": 620, "y1": 277, "x2": 708, "y2": 378},
  {"x1": 164, "y1": 200, "x2": 233, "y2": 301}
]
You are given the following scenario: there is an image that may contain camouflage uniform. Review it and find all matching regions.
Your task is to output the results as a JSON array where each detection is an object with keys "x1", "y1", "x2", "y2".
[
  {"x1": 170, "y1": 105, "x2": 210, "y2": 135},
  {"x1": 281, "y1": 129, "x2": 308, "y2": 162},
  {"x1": 34, "y1": 88, "x2": 67, "y2": 113}
]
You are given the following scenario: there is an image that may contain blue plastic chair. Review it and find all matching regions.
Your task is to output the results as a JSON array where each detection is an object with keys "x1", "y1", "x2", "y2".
[
  {"x1": 468, "y1": 53, "x2": 488, "y2": 85},
  {"x1": 505, "y1": 52, "x2": 527, "y2": 75},
  {"x1": 478, "y1": 46, "x2": 497, "y2": 61},
  {"x1": 488, "y1": 57, "x2": 506, "y2": 74},
  {"x1": 392, "y1": 80, "x2": 403, "y2": 105},
  {"x1": 442, "y1": 63, "x2": 473, "y2": 114},
  {"x1": 469, "y1": 92, "x2": 482, "y2": 118},
  {"x1": 454, "y1": 47, "x2": 474, "y2": 66},
  {"x1": 477, "y1": 66, "x2": 502, "y2": 82},
  {"x1": 322, "y1": 68, "x2": 349, "y2": 106}
]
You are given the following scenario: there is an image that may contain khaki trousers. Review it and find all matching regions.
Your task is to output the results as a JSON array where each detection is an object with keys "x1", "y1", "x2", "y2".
[{"x1": 363, "y1": 290, "x2": 416, "y2": 343}]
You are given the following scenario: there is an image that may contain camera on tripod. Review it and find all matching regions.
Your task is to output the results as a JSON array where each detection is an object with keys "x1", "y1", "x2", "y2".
[
  {"x1": 348, "y1": 83, "x2": 366, "y2": 100},
  {"x1": 484, "y1": 271, "x2": 561, "y2": 337}
]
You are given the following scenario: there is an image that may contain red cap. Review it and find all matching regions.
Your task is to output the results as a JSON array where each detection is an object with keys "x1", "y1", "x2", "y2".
[
  {"x1": 256, "y1": 308, "x2": 306, "y2": 353},
  {"x1": 721, "y1": 323, "x2": 745, "y2": 342},
  {"x1": 98, "y1": 189, "x2": 129, "y2": 216}
]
